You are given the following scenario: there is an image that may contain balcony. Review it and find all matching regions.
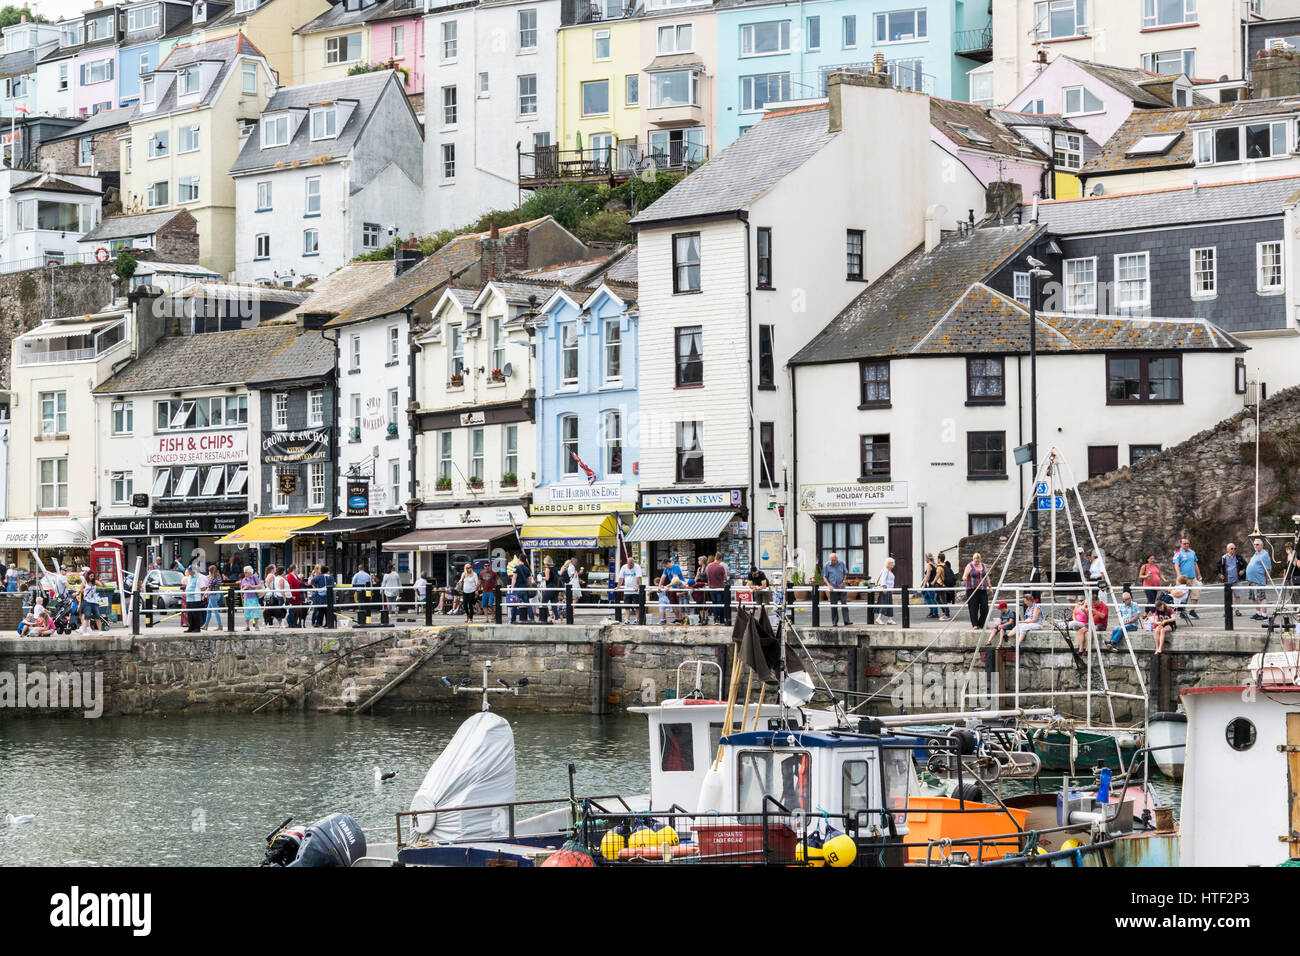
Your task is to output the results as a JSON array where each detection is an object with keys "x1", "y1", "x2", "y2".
[
  {"x1": 518, "y1": 140, "x2": 709, "y2": 189},
  {"x1": 17, "y1": 318, "x2": 127, "y2": 366},
  {"x1": 955, "y1": 25, "x2": 993, "y2": 62},
  {"x1": 566, "y1": 0, "x2": 642, "y2": 25}
]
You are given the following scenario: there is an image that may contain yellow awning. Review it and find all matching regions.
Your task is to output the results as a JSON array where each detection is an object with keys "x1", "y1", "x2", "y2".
[
  {"x1": 518, "y1": 514, "x2": 622, "y2": 548},
  {"x1": 215, "y1": 515, "x2": 326, "y2": 545}
]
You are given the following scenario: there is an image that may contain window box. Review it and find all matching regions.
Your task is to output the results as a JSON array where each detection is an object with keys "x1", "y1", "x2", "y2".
[
  {"x1": 436, "y1": 477, "x2": 453, "y2": 492},
  {"x1": 449, "y1": 373, "x2": 464, "y2": 388},
  {"x1": 501, "y1": 472, "x2": 518, "y2": 488},
  {"x1": 469, "y1": 477, "x2": 484, "y2": 490},
  {"x1": 489, "y1": 368, "x2": 506, "y2": 383}
]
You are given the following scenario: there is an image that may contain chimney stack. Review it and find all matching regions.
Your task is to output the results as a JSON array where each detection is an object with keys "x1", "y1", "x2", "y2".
[
  {"x1": 1251, "y1": 48, "x2": 1300, "y2": 100},
  {"x1": 872, "y1": 51, "x2": 887, "y2": 75},
  {"x1": 489, "y1": 222, "x2": 500, "y2": 239},
  {"x1": 394, "y1": 238, "x2": 424, "y2": 277}
]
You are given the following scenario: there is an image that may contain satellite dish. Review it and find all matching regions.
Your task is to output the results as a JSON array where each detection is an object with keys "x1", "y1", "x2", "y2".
[
  {"x1": 1090, "y1": 182, "x2": 1105, "y2": 196},
  {"x1": 502, "y1": 362, "x2": 513, "y2": 378}
]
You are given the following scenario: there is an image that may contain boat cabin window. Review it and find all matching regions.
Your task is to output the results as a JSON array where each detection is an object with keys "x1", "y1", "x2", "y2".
[
  {"x1": 883, "y1": 748, "x2": 912, "y2": 824},
  {"x1": 708, "y1": 721, "x2": 742, "y2": 754},
  {"x1": 737, "y1": 751, "x2": 810, "y2": 813},
  {"x1": 659, "y1": 723, "x2": 695, "y2": 771},
  {"x1": 842, "y1": 760, "x2": 871, "y2": 813},
  {"x1": 1225, "y1": 717, "x2": 1256, "y2": 752}
]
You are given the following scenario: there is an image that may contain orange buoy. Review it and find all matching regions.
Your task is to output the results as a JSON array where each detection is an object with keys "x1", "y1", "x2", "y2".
[{"x1": 540, "y1": 841, "x2": 596, "y2": 867}]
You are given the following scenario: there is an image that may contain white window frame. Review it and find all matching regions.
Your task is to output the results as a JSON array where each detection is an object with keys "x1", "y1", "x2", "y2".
[
  {"x1": 842, "y1": 14, "x2": 857, "y2": 48},
  {"x1": 1013, "y1": 272, "x2": 1030, "y2": 306},
  {"x1": 303, "y1": 228, "x2": 320, "y2": 256},
  {"x1": 388, "y1": 325, "x2": 401, "y2": 364},
  {"x1": 442, "y1": 142, "x2": 456, "y2": 180},
  {"x1": 179, "y1": 65, "x2": 200, "y2": 96},
  {"x1": 1142, "y1": 0, "x2": 1196, "y2": 29},
  {"x1": 273, "y1": 392, "x2": 289, "y2": 430},
  {"x1": 255, "y1": 233, "x2": 270, "y2": 259},
  {"x1": 272, "y1": 466, "x2": 290, "y2": 511},
  {"x1": 256, "y1": 180, "x2": 272, "y2": 211},
  {"x1": 177, "y1": 175, "x2": 200, "y2": 204},
  {"x1": 441, "y1": 85, "x2": 457, "y2": 126},
  {"x1": 518, "y1": 9, "x2": 537, "y2": 50},
  {"x1": 561, "y1": 324, "x2": 579, "y2": 385},
  {"x1": 1034, "y1": 0, "x2": 1089, "y2": 40},
  {"x1": 112, "y1": 400, "x2": 134, "y2": 435},
  {"x1": 657, "y1": 22, "x2": 692, "y2": 54},
  {"x1": 178, "y1": 124, "x2": 200, "y2": 153},
  {"x1": 305, "y1": 176, "x2": 321, "y2": 215},
  {"x1": 1258, "y1": 240, "x2": 1285, "y2": 293},
  {"x1": 146, "y1": 180, "x2": 168, "y2": 208},
  {"x1": 518, "y1": 74, "x2": 537, "y2": 115},
  {"x1": 739, "y1": 20, "x2": 790, "y2": 57},
  {"x1": 1190, "y1": 246, "x2": 1216, "y2": 298},
  {"x1": 325, "y1": 32, "x2": 362, "y2": 65},
  {"x1": 581, "y1": 79, "x2": 610, "y2": 116},
  {"x1": 441, "y1": 20, "x2": 458, "y2": 61},
  {"x1": 1054, "y1": 132, "x2": 1083, "y2": 170},
  {"x1": 111, "y1": 470, "x2": 134, "y2": 505},
  {"x1": 1142, "y1": 49, "x2": 1195, "y2": 76},
  {"x1": 309, "y1": 462, "x2": 326, "y2": 510},
  {"x1": 874, "y1": 8, "x2": 927, "y2": 44},
  {"x1": 40, "y1": 391, "x2": 67, "y2": 436},
  {"x1": 242, "y1": 61, "x2": 257, "y2": 94},
  {"x1": 1063, "y1": 256, "x2": 1096, "y2": 312},
  {"x1": 593, "y1": 29, "x2": 611, "y2": 60},
  {"x1": 38, "y1": 458, "x2": 68, "y2": 510},
  {"x1": 310, "y1": 106, "x2": 337, "y2": 140},
  {"x1": 308, "y1": 389, "x2": 324, "y2": 426},
  {"x1": 1114, "y1": 251, "x2": 1151, "y2": 311},
  {"x1": 561, "y1": 414, "x2": 579, "y2": 476},
  {"x1": 603, "y1": 318, "x2": 622, "y2": 384},
  {"x1": 602, "y1": 410, "x2": 623, "y2": 475},
  {"x1": 262, "y1": 114, "x2": 290, "y2": 148},
  {"x1": 1061, "y1": 85, "x2": 1103, "y2": 116}
]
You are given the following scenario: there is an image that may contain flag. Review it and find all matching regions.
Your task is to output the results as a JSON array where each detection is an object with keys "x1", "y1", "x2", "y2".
[
  {"x1": 570, "y1": 451, "x2": 596, "y2": 486},
  {"x1": 14, "y1": 104, "x2": 28, "y2": 115}
]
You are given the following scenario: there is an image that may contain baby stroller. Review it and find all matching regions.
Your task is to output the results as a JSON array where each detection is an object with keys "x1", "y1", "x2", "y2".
[{"x1": 46, "y1": 592, "x2": 79, "y2": 635}]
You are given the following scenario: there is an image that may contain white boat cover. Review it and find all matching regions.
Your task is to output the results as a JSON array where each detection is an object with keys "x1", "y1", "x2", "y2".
[{"x1": 409, "y1": 712, "x2": 517, "y2": 839}]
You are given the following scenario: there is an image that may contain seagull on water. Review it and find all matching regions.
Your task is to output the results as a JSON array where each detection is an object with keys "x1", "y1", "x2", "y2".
[
  {"x1": 373, "y1": 766, "x2": 398, "y2": 783},
  {"x1": 6, "y1": 813, "x2": 36, "y2": 826}
]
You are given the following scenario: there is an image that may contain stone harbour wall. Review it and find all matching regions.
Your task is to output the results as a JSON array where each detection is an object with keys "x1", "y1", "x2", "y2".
[{"x1": 0, "y1": 623, "x2": 1266, "y2": 721}]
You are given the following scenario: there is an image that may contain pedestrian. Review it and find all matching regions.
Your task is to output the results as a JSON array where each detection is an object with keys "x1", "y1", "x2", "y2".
[
  {"x1": 961, "y1": 552, "x2": 990, "y2": 629},
  {"x1": 204, "y1": 565, "x2": 224, "y2": 630},
  {"x1": 656, "y1": 562, "x2": 673, "y2": 624},
  {"x1": 1139, "y1": 554, "x2": 1162, "y2": 610},
  {"x1": 414, "y1": 570, "x2": 428, "y2": 610},
  {"x1": 616, "y1": 554, "x2": 641, "y2": 623},
  {"x1": 351, "y1": 563, "x2": 372, "y2": 625},
  {"x1": 823, "y1": 552, "x2": 851, "y2": 626},
  {"x1": 875, "y1": 558, "x2": 897, "y2": 626},
  {"x1": 985, "y1": 600, "x2": 1015, "y2": 647},
  {"x1": 381, "y1": 563, "x2": 402, "y2": 618},
  {"x1": 184, "y1": 564, "x2": 204, "y2": 633},
  {"x1": 478, "y1": 561, "x2": 499, "y2": 621},
  {"x1": 309, "y1": 564, "x2": 327, "y2": 628},
  {"x1": 240, "y1": 566, "x2": 263, "y2": 631},
  {"x1": 706, "y1": 553, "x2": 729, "y2": 625},
  {"x1": 285, "y1": 563, "x2": 304, "y2": 628},
  {"x1": 746, "y1": 564, "x2": 770, "y2": 609},
  {"x1": 1089, "y1": 549, "x2": 1106, "y2": 586},
  {"x1": 1171, "y1": 536, "x2": 1202, "y2": 619},
  {"x1": 935, "y1": 552, "x2": 954, "y2": 621},
  {"x1": 77, "y1": 572, "x2": 103, "y2": 636},
  {"x1": 459, "y1": 562, "x2": 479, "y2": 623},
  {"x1": 322, "y1": 565, "x2": 337, "y2": 627},
  {"x1": 1109, "y1": 591, "x2": 1141, "y2": 650},
  {"x1": 1246, "y1": 537, "x2": 1273, "y2": 621},
  {"x1": 4, "y1": 561, "x2": 17, "y2": 593},
  {"x1": 510, "y1": 553, "x2": 534, "y2": 623},
  {"x1": 22, "y1": 598, "x2": 54, "y2": 637},
  {"x1": 1217, "y1": 542, "x2": 1246, "y2": 617},
  {"x1": 1014, "y1": 594, "x2": 1044, "y2": 645},
  {"x1": 1082, "y1": 592, "x2": 1108, "y2": 655},
  {"x1": 1152, "y1": 599, "x2": 1176, "y2": 654},
  {"x1": 263, "y1": 565, "x2": 283, "y2": 626},
  {"x1": 564, "y1": 558, "x2": 582, "y2": 607},
  {"x1": 921, "y1": 554, "x2": 939, "y2": 618}
]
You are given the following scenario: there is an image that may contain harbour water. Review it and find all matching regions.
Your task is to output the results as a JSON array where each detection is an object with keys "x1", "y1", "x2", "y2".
[{"x1": 0, "y1": 712, "x2": 1182, "y2": 866}]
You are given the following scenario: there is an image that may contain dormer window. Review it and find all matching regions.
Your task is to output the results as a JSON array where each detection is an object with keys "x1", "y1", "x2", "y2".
[
  {"x1": 193, "y1": 2, "x2": 206, "y2": 22},
  {"x1": 235, "y1": 0, "x2": 258, "y2": 12},
  {"x1": 127, "y1": 5, "x2": 159, "y2": 32},
  {"x1": 310, "y1": 106, "x2": 337, "y2": 139},
  {"x1": 141, "y1": 75, "x2": 155, "y2": 106},
  {"x1": 262, "y1": 114, "x2": 290, "y2": 147},
  {"x1": 180, "y1": 65, "x2": 201, "y2": 95},
  {"x1": 86, "y1": 15, "x2": 113, "y2": 41},
  {"x1": 61, "y1": 22, "x2": 83, "y2": 46},
  {"x1": 1061, "y1": 85, "x2": 1102, "y2": 115},
  {"x1": 1195, "y1": 120, "x2": 1289, "y2": 165}
]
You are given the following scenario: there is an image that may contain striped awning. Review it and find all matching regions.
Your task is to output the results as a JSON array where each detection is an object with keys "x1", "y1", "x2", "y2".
[{"x1": 623, "y1": 510, "x2": 736, "y2": 543}]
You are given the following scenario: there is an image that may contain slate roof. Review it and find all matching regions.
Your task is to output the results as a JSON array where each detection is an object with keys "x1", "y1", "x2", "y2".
[
  {"x1": 81, "y1": 209, "x2": 191, "y2": 242},
  {"x1": 40, "y1": 106, "x2": 133, "y2": 143},
  {"x1": 229, "y1": 70, "x2": 406, "y2": 175},
  {"x1": 289, "y1": 260, "x2": 397, "y2": 318},
  {"x1": 630, "y1": 107, "x2": 837, "y2": 226},
  {"x1": 10, "y1": 173, "x2": 100, "y2": 196},
  {"x1": 94, "y1": 325, "x2": 304, "y2": 393},
  {"x1": 1065, "y1": 58, "x2": 1212, "y2": 108},
  {"x1": 932, "y1": 98, "x2": 1049, "y2": 161},
  {"x1": 791, "y1": 223, "x2": 1244, "y2": 365},
  {"x1": 137, "y1": 33, "x2": 264, "y2": 118},
  {"x1": 295, "y1": 0, "x2": 419, "y2": 35},
  {"x1": 0, "y1": 42, "x2": 50, "y2": 78},
  {"x1": 1082, "y1": 96, "x2": 1300, "y2": 176},
  {"x1": 1029, "y1": 175, "x2": 1300, "y2": 235},
  {"x1": 246, "y1": 327, "x2": 335, "y2": 385}
]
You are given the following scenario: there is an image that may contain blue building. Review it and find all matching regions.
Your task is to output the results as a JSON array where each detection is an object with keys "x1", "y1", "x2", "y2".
[
  {"x1": 116, "y1": 1, "x2": 195, "y2": 107},
  {"x1": 713, "y1": 0, "x2": 991, "y2": 149},
  {"x1": 522, "y1": 248, "x2": 639, "y2": 571}
]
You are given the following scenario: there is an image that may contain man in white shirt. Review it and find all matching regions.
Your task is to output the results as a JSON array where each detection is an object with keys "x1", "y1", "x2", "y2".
[
  {"x1": 1089, "y1": 549, "x2": 1106, "y2": 585},
  {"x1": 616, "y1": 556, "x2": 641, "y2": 623}
]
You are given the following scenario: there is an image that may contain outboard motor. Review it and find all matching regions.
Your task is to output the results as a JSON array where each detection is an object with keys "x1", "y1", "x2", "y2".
[{"x1": 260, "y1": 814, "x2": 367, "y2": 867}]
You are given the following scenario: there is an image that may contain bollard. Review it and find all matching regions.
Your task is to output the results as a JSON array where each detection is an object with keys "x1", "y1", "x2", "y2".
[
  {"x1": 495, "y1": 586, "x2": 503, "y2": 624},
  {"x1": 380, "y1": 585, "x2": 391, "y2": 627},
  {"x1": 901, "y1": 586, "x2": 910, "y2": 629},
  {"x1": 811, "y1": 582, "x2": 819, "y2": 628},
  {"x1": 326, "y1": 583, "x2": 335, "y2": 629},
  {"x1": 637, "y1": 584, "x2": 646, "y2": 625},
  {"x1": 565, "y1": 582, "x2": 574, "y2": 624},
  {"x1": 226, "y1": 585, "x2": 236, "y2": 634},
  {"x1": 723, "y1": 581, "x2": 732, "y2": 626},
  {"x1": 425, "y1": 579, "x2": 433, "y2": 626},
  {"x1": 1224, "y1": 583, "x2": 1233, "y2": 631},
  {"x1": 131, "y1": 589, "x2": 141, "y2": 636},
  {"x1": 356, "y1": 587, "x2": 369, "y2": 628}
]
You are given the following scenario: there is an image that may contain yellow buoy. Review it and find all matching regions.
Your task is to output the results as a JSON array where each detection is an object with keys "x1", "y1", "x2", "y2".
[
  {"x1": 600, "y1": 831, "x2": 626, "y2": 860},
  {"x1": 1061, "y1": 838, "x2": 1086, "y2": 851},
  {"x1": 823, "y1": 834, "x2": 857, "y2": 868},
  {"x1": 656, "y1": 825, "x2": 680, "y2": 847},
  {"x1": 796, "y1": 842, "x2": 825, "y2": 866},
  {"x1": 628, "y1": 827, "x2": 657, "y2": 849}
]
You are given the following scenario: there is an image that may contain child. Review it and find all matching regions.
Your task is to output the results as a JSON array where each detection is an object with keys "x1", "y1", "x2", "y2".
[{"x1": 985, "y1": 601, "x2": 1016, "y2": 647}]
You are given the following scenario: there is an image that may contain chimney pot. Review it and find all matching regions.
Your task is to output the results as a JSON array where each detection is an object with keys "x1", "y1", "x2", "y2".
[
  {"x1": 872, "y1": 51, "x2": 886, "y2": 75},
  {"x1": 489, "y1": 222, "x2": 500, "y2": 239}
]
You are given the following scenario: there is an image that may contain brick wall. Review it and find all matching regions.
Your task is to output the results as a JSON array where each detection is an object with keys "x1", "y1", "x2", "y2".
[
  {"x1": 36, "y1": 127, "x2": 123, "y2": 177},
  {"x1": 154, "y1": 213, "x2": 200, "y2": 263}
]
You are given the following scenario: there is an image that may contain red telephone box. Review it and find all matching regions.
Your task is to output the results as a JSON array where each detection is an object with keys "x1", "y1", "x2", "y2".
[{"x1": 90, "y1": 537, "x2": 125, "y2": 594}]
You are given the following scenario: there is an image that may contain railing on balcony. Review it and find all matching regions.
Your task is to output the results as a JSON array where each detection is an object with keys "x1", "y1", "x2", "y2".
[
  {"x1": 17, "y1": 319, "x2": 127, "y2": 366},
  {"x1": 955, "y1": 25, "x2": 993, "y2": 61},
  {"x1": 519, "y1": 139, "x2": 709, "y2": 188},
  {"x1": 567, "y1": 0, "x2": 642, "y2": 25},
  {"x1": 18, "y1": 346, "x2": 96, "y2": 366},
  {"x1": 790, "y1": 61, "x2": 937, "y2": 98}
]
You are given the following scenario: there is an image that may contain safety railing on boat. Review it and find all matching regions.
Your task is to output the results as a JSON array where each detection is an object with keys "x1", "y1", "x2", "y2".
[{"x1": 393, "y1": 793, "x2": 634, "y2": 849}]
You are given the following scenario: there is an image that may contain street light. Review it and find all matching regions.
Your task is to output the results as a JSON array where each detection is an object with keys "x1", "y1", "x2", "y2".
[{"x1": 1026, "y1": 256, "x2": 1053, "y2": 580}]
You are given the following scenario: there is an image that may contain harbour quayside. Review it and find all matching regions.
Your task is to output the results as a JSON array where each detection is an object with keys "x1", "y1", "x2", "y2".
[{"x1": 258, "y1": 449, "x2": 1287, "y2": 869}]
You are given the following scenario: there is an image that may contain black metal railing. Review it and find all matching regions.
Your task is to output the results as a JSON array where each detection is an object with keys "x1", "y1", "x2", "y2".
[
  {"x1": 955, "y1": 25, "x2": 993, "y2": 58},
  {"x1": 519, "y1": 141, "x2": 709, "y2": 188}
]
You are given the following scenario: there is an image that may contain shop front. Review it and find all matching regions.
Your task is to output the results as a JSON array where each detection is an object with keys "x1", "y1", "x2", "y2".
[
  {"x1": 384, "y1": 505, "x2": 525, "y2": 585},
  {"x1": 311, "y1": 515, "x2": 410, "y2": 577},
  {"x1": 215, "y1": 515, "x2": 327, "y2": 572},
  {"x1": 0, "y1": 517, "x2": 93, "y2": 572},
  {"x1": 96, "y1": 511, "x2": 249, "y2": 573},
  {"x1": 625, "y1": 488, "x2": 750, "y2": 579},
  {"x1": 520, "y1": 485, "x2": 637, "y2": 593}
]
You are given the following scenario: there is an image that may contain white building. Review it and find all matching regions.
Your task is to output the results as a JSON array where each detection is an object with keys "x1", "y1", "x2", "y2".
[
  {"x1": 788, "y1": 222, "x2": 1249, "y2": 586},
  {"x1": 626, "y1": 72, "x2": 994, "y2": 578},
  {"x1": 421, "y1": 0, "x2": 559, "y2": 230},
  {"x1": 0, "y1": 169, "x2": 102, "y2": 272},
  {"x1": 229, "y1": 69, "x2": 425, "y2": 284}
]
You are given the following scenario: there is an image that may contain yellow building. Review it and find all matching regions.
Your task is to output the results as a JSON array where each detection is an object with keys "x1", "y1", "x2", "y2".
[
  {"x1": 556, "y1": 18, "x2": 643, "y2": 158},
  {"x1": 190, "y1": 0, "x2": 330, "y2": 84},
  {"x1": 119, "y1": 34, "x2": 275, "y2": 277}
]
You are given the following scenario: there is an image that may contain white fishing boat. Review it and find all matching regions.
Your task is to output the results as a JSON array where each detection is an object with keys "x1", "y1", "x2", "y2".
[{"x1": 1147, "y1": 711, "x2": 1186, "y2": 779}]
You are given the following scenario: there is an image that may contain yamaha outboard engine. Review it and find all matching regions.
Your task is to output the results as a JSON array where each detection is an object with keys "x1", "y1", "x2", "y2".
[{"x1": 260, "y1": 814, "x2": 367, "y2": 867}]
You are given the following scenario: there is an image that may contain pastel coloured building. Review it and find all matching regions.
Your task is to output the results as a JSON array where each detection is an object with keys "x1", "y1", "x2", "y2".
[{"x1": 293, "y1": 0, "x2": 426, "y2": 98}]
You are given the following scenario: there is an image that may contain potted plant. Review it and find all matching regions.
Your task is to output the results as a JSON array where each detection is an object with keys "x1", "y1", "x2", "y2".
[
  {"x1": 501, "y1": 471, "x2": 518, "y2": 488},
  {"x1": 845, "y1": 576, "x2": 864, "y2": 601},
  {"x1": 449, "y1": 372, "x2": 464, "y2": 388},
  {"x1": 787, "y1": 569, "x2": 810, "y2": 602},
  {"x1": 469, "y1": 476, "x2": 484, "y2": 490},
  {"x1": 490, "y1": 368, "x2": 506, "y2": 383},
  {"x1": 348, "y1": 426, "x2": 361, "y2": 442},
  {"x1": 436, "y1": 476, "x2": 452, "y2": 492},
  {"x1": 387, "y1": 422, "x2": 398, "y2": 437}
]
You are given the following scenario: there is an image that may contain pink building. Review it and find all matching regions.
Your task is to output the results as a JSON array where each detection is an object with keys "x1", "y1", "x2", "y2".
[{"x1": 368, "y1": 10, "x2": 424, "y2": 97}]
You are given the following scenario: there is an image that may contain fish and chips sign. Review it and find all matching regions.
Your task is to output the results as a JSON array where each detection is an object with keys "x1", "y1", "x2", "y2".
[
  {"x1": 262, "y1": 429, "x2": 330, "y2": 464},
  {"x1": 799, "y1": 482, "x2": 908, "y2": 512},
  {"x1": 144, "y1": 430, "x2": 246, "y2": 466}
]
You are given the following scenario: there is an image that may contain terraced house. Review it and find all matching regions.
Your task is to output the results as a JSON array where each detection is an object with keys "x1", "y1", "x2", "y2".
[
  {"x1": 0, "y1": 18, "x2": 58, "y2": 120},
  {"x1": 119, "y1": 33, "x2": 275, "y2": 276},
  {"x1": 228, "y1": 70, "x2": 424, "y2": 284},
  {"x1": 191, "y1": 0, "x2": 331, "y2": 85},
  {"x1": 292, "y1": 0, "x2": 425, "y2": 101}
]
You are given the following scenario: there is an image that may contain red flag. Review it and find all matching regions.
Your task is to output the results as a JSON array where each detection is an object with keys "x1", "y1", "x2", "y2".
[{"x1": 570, "y1": 452, "x2": 596, "y2": 486}]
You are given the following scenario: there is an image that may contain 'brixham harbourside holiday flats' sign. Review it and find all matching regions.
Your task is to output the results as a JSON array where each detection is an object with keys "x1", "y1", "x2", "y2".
[{"x1": 798, "y1": 482, "x2": 908, "y2": 512}]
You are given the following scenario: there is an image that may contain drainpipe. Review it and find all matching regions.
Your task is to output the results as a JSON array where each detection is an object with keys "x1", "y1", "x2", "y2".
[
  {"x1": 790, "y1": 363, "x2": 798, "y2": 560},
  {"x1": 403, "y1": 305, "x2": 416, "y2": 524},
  {"x1": 322, "y1": 325, "x2": 340, "y2": 519},
  {"x1": 743, "y1": 211, "x2": 754, "y2": 565}
]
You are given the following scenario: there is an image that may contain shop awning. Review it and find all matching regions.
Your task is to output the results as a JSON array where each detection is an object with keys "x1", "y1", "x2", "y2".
[
  {"x1": 0, "y1": 517, "x2": 92, "y2": 548},
  {"x1": 623, "y1": 510, "x2": 736, "y2": 544},
  {"x1": 382, "y1": 525, "x2": 517, "y2": 552},
  {"x1": 518, "y1": 514, "x2": 623, "y2": 549},
  {"x1": 215, "y1": 514, "x2": 326, "y2": 545},
  {"x1": 309, "y1": 516, "x2": 408, "y2": 535}
]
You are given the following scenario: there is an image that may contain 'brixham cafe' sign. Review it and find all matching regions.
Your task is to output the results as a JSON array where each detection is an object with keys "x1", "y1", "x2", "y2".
[
  {"x1": 798, "y1": 482, "x2": 908, "y2": 512},
  {"x1": 262, "y1": 428, "x2": 330, "y2": 464},
  {"x1": 97, "y1": 513, "x2": 249, "y2": 537},
  {"x1": 144, "y1": 430, "x2": 247, "y2": 467}
]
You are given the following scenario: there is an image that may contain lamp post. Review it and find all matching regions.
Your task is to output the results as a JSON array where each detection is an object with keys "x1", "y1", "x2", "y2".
[{"x1": 1026, "y1": 259, "x2": 1053, "y2": 579}]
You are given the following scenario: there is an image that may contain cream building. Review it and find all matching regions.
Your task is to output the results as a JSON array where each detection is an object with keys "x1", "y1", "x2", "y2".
[{"x1": 118, "y1": 33, "x2": 276, "y2": 276}]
